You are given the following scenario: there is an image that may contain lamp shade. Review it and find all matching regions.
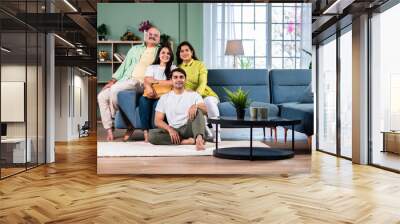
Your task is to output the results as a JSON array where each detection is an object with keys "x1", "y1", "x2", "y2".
[{"x1": 225, "y1": 40, "x2": 244, "y2": 56}]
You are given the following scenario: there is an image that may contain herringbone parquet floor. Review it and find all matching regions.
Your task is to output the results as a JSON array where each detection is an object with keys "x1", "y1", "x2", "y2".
[{"x1": 1, "y1": 135, "x2": 400, "y2": 223}]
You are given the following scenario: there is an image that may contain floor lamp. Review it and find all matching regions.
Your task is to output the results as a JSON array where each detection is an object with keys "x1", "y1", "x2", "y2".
[{"x1": 225, "y1": 40, "x2": 244, "y2": 68}]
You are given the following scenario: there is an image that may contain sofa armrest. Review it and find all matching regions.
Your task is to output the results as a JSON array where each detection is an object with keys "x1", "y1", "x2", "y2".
[{"x1": 117, "y1": 90, "x2": 141, "y2": 127}]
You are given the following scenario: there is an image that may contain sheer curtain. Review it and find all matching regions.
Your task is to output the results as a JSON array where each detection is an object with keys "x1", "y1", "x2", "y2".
[
  {"x1": 300, "y1": 3, "x2": 312, "y2": 69},
  {"x1": 203, "y1": 3, "x2": 312, "y2": 69},
  {"x1": 203, "y1": 3, "x2": 237, "y2": 69}
]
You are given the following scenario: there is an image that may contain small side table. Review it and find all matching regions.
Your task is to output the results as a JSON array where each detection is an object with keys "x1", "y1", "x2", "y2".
[{"x1": 381, "y1": 131, "x2": 400, "y2": 154}]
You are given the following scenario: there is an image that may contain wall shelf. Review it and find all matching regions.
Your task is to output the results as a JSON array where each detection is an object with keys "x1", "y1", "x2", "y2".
[
  {"x1": 97, "y1": 40, "x2": 143, "y2": 82},
  {"x1": 97, "y1": 40, "x2": 144, "y2": 119}
]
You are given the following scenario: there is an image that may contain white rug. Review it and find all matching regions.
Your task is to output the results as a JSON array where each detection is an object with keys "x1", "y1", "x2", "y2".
[{"x1": 97, "y1": 141, "x2": 268, "y2": 157}]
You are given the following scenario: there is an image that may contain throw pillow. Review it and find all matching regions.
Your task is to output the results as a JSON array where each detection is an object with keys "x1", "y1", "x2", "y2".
[
  {"x1": 143, "y1": 83, "x2": 172, "y2": 99},
  {"x1": 300, "y1": 84, "x2": 314, "y2": 103}
]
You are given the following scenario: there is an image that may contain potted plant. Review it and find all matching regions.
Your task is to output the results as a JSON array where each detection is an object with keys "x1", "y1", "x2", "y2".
[
  {"x1": 239, "y1": 57, "x2": 252, "y2": 69},
  {"x1": 120, "y1": 29, "x2": 140, "y2": 41},
  {"x1": 302, "y1": 49, "x2": 312, "y2": 69},
  {"x1": 97, "y1": 24, "x2": 108, "y2": 41},
  {"x1": 160, "y1": 33, "x2": 171, "y2": 47},
  {"x1": 223, "y1": 87, "x2": 250, "y2": 119},
  {"x1": 138, "y1": 20, "x2": 152, "y2": 40}
]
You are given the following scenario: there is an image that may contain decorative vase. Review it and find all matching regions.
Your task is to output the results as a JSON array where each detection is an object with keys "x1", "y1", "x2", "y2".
[
  {"x1": 236, "y1": 108, "x2": 245, "y2": 120},
  {"x1": 98, "y1": 51, "x2": 108, "y2": 61}
]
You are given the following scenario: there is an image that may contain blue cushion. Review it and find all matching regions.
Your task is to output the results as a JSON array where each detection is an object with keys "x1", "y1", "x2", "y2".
[
  {"x1": 208, "y1": 69, "x2": 270, "y2": 103},
  {"x1": 280, "y1": 102, "x2": 314, "y2": 136},
  {"x1": 115, "y1": 111, "x2": 128, "y2": 129},
  {"x1": 300, "y1": 84, "x2": 314, "y2": 103},
  {"x1": 218, "y1": 102, "x2": 249, "y2": 117},
  {"x1": 250, "y1": 101, "x2": 279, "y2": 117},
  {"x1": 115, "y1": 90, "x2": 158, "y2": 129},
  {"x1": 270, "y1": 69, "x2": 311, "y2": 104}
]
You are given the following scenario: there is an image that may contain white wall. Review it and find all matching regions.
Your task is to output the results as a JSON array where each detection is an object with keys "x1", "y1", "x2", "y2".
[
  {"x1": 1, "y1": 65, "x2": 42, "y2": 137},
  {"x1": 1, "y1": 64, "x2": 46, "y2": 164},
  {"x1": 54, "y1": 67, "x2": 89, "y2": 141}
]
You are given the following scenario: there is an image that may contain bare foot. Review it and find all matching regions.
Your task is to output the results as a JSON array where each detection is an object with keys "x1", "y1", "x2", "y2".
[
  {"x1": 181, "y1": 138, "x2": 195, "y2": 145},
  {"x1": 106, "y1": 129, "x2": 114, "y2": 141},
  {"x1": 195, "y1": 135, "x2": 205, "y2": 150},
  {"x1": 123, "y1": 128, "x2": 134, "y2": 142},
  {"x1": 143, "y1": 130, "x2": 149, "y2": 143}
]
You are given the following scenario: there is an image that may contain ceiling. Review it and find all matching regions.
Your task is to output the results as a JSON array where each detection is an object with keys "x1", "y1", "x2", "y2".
[
  {"x1": 1, "y1": 0, "x2": 395, "y2": 74},
  {"x1": 0, "y1": 0, "x2": 97, "y2": 73},
  {"x1": 311, "y1": 0, "x2": 390, "y2": 43}
]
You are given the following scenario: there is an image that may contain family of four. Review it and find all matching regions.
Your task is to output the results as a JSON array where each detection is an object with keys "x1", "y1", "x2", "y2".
[{"x1": 97, "y1": 26, "x2": 220, "y2": 150}]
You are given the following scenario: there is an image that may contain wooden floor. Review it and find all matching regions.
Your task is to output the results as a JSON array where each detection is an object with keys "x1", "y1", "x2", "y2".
[
  {"x1": 1, "y1": 135, "x2": 400, "y2": 223},
  {"x1": 372, "y1": 151, "x2": 400, "y2": 171}
]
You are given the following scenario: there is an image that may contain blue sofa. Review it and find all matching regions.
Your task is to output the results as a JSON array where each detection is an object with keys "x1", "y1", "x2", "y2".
[
  {"x1": 269, "y1": 69, "x2": 314, "y2": 142},
  {"x1": 207, "y1": 69, "x2": 279, "y2": 119},
  {"x1": 115, "y1": 91, "x2": 156, "y2": 130},
  {"x1": 114, "y1": 69, "x2": 313, "y2": 141}
]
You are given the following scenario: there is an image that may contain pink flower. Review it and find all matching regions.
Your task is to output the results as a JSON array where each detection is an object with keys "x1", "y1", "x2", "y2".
[{"x1": 288, "y1": 23, "x2": 294, "y2": 33}]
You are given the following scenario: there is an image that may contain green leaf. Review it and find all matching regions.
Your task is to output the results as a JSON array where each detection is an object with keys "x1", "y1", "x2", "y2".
[{"x1": 223, "y1": 87, "x2": 250, "y2": 110}]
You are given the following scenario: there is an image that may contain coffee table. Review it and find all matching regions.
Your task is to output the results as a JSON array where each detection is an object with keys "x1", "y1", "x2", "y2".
[{"x1": 208, "y1": 116, "x2": 301, "y2": 160}]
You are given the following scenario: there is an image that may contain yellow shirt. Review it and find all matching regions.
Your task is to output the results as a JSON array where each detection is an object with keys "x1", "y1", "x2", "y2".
[
  {"x1": 131, "y1": 47, "x2": 157, "y2": 82},
  {"x1": 179, "y1": 59, "x2": 218, "y2": 98}
]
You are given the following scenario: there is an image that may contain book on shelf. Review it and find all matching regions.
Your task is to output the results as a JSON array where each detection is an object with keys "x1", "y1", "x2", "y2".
[{"x1": 113, "y1": 53, "x2": 126, "y2": 62}]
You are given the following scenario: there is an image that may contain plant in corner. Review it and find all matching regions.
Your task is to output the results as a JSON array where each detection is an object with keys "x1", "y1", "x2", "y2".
[
  {"x1": 302, "y1": 49, "x2": 312, "y2": 69},
  {"x1": 97, "y1": 24, "x2": 108, "y2": 41},
  {"x1": 223, "y1": 87, "x2": 251, "y2": 119}
]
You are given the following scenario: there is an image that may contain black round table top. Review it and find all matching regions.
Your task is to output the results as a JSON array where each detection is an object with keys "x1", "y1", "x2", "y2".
[
  {"x1": 208, "y1": 116, "x2": 301, "y2": 126},
  {"x1": 213, "y1": 147, "x2": 295, "y2": 160}
]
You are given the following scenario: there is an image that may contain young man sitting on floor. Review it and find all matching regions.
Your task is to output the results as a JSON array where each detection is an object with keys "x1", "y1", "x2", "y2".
[{"x1": 149, "y1": 68, "x2": 207, "y2": 150}]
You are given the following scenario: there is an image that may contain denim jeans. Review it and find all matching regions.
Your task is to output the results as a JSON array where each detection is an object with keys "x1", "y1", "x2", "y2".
[{"x1": 138, "y1": 96, "x2": 158, "y2": 130}]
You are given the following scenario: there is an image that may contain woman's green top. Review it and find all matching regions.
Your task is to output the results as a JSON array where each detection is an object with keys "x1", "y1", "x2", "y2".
[{"x1": 179, "y1": 59, "x2": 218, "y2": 98}]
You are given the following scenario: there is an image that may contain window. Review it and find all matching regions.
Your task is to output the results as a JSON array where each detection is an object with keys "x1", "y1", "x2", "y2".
[
  {"x1": 203, "y1": 3, "x2": 311, "y2": 69},
  {"x1": 340, "y1": 28, "x2": 352, "y2": 158},
  {"x1": 271, "y1": 4, "x2": 302, "y2": 69},
  {"x1": 317, "y1": 36, "x2": 337, "y2": 154},
  {"x1": 370, "y1": 3, "x2": 400, "y2": 171}
]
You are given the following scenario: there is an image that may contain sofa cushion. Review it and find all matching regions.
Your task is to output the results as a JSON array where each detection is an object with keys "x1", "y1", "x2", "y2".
[
  {"x1": 250, "y1": 101, "x2": 279, "y2": 117},
  {"x1": 218, "y1": 102, "x2": 249, "y2": 117},
  {"x1": 280, "y1": 102, "x2": 314, "y2": 136},
  {"x1": 115, "y1": 91, "x2": 140, "y2": 129},
  {"x1": 299, "y1": 84, "x2": 314, "y2": 103},
  {"x1": 115, "y1": 111, "x2": 128, "y2": 129},
  {"x1": 208, "y1": 69, "x2": 270, "y2": 103},
  {"x1": 270, "y1": 69, "x2": 311, "y2": 104}
]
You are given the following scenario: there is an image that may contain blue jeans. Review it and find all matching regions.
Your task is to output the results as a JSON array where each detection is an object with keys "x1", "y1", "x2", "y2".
[{"x1": 138, "y1": 96, "x2": 158, "y2": 130}]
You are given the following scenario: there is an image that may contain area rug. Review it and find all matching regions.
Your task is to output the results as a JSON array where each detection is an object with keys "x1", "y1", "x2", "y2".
[{"x1": 97, "y1": 141, "x2": 269, "y2": 157}]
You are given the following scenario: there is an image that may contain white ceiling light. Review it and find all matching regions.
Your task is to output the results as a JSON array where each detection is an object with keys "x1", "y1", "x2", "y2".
[
  {"x1": 54, "y1": 34, "x2": 75, "y2": 48},
  {"x1": 323, "y1": 0, "x2": 355, "y2": 15},
  {"x1": 63, "y1": 0, "x2": 78, "y2": 12},
  {"x1": 1, "y1": 47, "x2": 11, "y2": 53}
]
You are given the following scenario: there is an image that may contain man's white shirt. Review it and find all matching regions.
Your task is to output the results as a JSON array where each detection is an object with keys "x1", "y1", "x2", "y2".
[{"x1": 156, "y1": 90, "x2": 204, "y2": 128}]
